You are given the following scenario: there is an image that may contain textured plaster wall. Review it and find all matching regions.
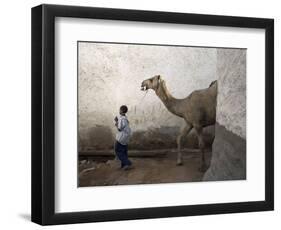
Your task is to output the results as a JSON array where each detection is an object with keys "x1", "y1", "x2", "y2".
[
  {"x1": 78, "y1": 42, "x2": 217, "y2": 150},
  {"x1": 215, "y1": 49, "x2": 246, "y2": 138},
  {"x1": 203, "y1": 49, "x2": 246, "y2": 181}
]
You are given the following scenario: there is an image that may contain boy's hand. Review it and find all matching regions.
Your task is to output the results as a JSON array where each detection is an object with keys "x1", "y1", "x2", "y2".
[{"x1": 114, "y1": 116, "x2": 118, "y2": 122}]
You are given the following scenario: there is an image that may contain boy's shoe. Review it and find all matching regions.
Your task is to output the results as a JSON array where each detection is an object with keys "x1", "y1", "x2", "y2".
[{"x1": 123, "y1": 165, "x2": 133, "y2": 170}]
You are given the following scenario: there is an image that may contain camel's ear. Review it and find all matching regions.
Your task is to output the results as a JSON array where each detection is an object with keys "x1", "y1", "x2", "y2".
[
  {"x1": 157, "y1": 75, "x2": 162, "y2": 83},
  {"x1": 156, "y1": 75, "x2": 162, "y2": 91}
]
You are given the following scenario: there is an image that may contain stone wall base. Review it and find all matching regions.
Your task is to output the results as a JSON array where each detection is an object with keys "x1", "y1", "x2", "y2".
[{"x1": 203, "y1": 123, "x2": 246, "y2": 181}]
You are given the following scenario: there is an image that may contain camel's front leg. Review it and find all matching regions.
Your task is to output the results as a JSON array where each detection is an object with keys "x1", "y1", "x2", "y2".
[
  {"x1": 194, "y1": 126, "x2": 207, "y2": 172},
  {"x1": 176, "y1": 124, "x2": 192, "y2": 165}
]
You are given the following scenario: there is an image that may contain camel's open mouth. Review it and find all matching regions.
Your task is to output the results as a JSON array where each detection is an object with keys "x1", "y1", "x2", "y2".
[
  {"x1": 141, "y1": 85, "x2": 147, "y2": 91},
  {"x1": 141, "y1": 82, "x2": 148, "y2": 91}
]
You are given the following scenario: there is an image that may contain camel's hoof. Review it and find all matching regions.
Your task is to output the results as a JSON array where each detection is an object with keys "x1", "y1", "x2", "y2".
[
  {"x1": 176, "y1": 161, "x2": 183, "y2": 166},
  {"x1": 199, "y1": 164, "x2": 208, "y2": 172}
]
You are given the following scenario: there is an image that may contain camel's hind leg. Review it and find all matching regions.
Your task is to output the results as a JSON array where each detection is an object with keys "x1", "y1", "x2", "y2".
[
  {"x1": 176, "y1": 124, "x2": 192, "y2": 165},
  {"x1": 194, "y1": 126, "x2": 208, "y2": 172}
]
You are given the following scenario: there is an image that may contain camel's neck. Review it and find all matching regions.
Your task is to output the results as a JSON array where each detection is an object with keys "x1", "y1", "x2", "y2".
[{"x1": 155, "y1": 80, "x2": 183, "y2": 117}]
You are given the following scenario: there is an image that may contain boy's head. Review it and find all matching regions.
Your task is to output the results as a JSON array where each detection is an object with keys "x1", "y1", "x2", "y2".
[{"x1": 119, "y1": 105, "x2": 128, "y2": 115}]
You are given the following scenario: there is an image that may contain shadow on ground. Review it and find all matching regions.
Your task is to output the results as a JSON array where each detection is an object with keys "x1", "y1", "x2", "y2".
[{"x1": 79, "y1": 149, "x2": 211, "y2": 187}]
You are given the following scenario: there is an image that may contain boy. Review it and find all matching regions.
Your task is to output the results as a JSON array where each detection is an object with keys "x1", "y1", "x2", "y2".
[{"x1": 114, "y1": 105, "x2": 132, "y2": 170}]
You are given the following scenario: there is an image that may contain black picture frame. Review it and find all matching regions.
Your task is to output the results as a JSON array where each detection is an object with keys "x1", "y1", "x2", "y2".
[{"x1": 31, "y1": 4, "x2": 274, "y2": 225}]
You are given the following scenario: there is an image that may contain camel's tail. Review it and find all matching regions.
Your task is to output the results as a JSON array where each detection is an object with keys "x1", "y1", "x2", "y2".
[{"x1": 209, "y1": 80, "x2": 217, "y2": 88}]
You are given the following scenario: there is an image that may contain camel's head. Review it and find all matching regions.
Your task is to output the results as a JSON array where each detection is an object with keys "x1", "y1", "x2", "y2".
[{"x1": 141, "y1": 75, "x2": 162, "y2": 91}]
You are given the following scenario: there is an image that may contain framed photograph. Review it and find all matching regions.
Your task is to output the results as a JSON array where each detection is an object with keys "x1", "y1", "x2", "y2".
[{"x1": 31, "y1": 4, "x2": 274, "y2": 225}]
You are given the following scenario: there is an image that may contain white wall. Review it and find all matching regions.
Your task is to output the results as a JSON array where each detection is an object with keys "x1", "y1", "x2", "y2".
[
  {"x1": 0, "y1": 0, "x2": 279, "y2": 229},
  {"x1": 78, "y1": 42, "x2": 217, "y2": 132},
  {"x1": 78, "y1": 42, "x2": 218, "y2": 149}
]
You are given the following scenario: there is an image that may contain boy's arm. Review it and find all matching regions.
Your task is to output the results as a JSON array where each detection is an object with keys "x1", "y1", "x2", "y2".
[
  {"x1": 114, "y1": 116, "x2": 120, "y2": 130},
  {"x1": 117, "y1": 118, "x2": 125, "y2": 131},
  {"x1": 114, "y1": 121, "x2": 120, "y2": 131}
]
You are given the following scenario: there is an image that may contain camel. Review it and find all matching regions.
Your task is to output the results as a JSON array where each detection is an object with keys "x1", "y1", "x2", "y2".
[{"x1": 141, "y1": 75, "x2": 217, "y2": 171}]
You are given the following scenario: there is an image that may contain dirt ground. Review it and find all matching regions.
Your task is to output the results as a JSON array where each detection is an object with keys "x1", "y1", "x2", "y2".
[{"x1": 78, "y1": 149, "x2": 212, "y2": 187}]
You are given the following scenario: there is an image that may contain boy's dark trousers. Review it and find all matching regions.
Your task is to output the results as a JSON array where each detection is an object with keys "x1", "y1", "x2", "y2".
[{"x1": 114, "y1": 141, "x2": 132, "y2": 168}]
